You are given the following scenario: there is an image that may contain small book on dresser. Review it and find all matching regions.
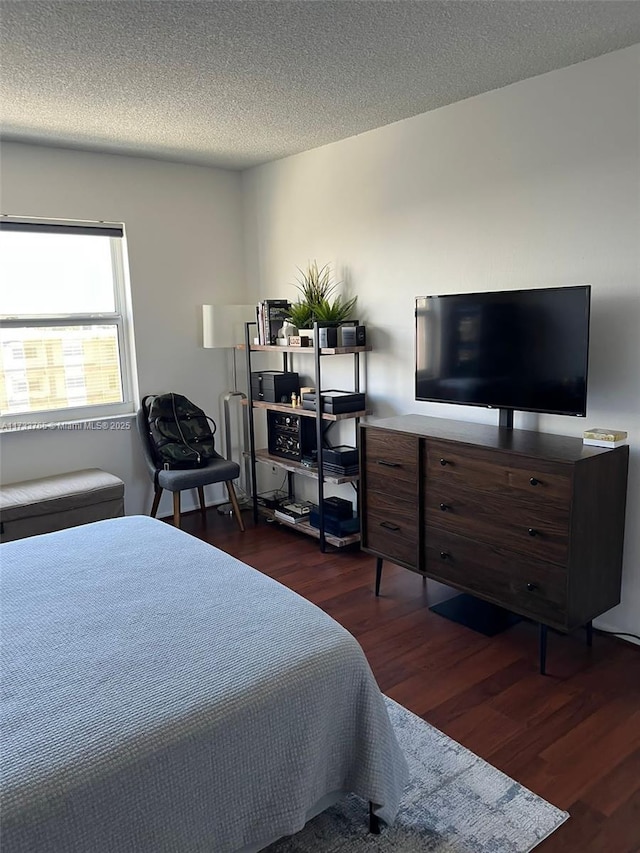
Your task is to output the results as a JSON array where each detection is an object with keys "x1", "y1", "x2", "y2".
[{"x1": 583, "y1": 428, "x2": 628, "y2": 448}]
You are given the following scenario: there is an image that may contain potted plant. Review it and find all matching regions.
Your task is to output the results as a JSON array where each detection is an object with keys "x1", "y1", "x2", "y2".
[
  {"x1": 287, "y1": 301, "x2": 314, "y2": 332},
  {"x1": 312, "y1": 294, "x2": 358, "y2": 324},
  {"x1": 293, "y1": 261, "x2": 338, "y2": 307},
  {"x1": 288, "y1": 261, "x2": 357, "y2": 342}
]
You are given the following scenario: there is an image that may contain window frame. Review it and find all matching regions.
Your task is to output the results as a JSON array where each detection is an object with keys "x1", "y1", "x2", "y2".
[{"x1": 0, "y1": 216, "x2": 139, "y2": 430}]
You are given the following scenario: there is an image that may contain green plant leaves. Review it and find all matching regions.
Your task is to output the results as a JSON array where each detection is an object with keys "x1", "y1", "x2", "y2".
[
  {"x1": 293, "y1": 260, "x2": 338, "y2": 304},
  {"x1": 313, "y1": 295, "x2": 357, "y2": 323},
  {"x1": 287, "y1": 301, "x2": 314, "y2": 328},
  {"x1": 290, "y1": 261, "x2": 357, "y2": 324}
]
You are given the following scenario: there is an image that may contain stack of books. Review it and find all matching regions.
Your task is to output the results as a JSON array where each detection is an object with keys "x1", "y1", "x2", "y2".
[
  {"x1": 273, "y1": 500, "x2": 314, "y2": 524},
  {"x1": 256, "y1": 299, "x2": 291, "y2": 345},
  {"x1": 582, "y1": 428, "x2": 628, "y2": 448}
]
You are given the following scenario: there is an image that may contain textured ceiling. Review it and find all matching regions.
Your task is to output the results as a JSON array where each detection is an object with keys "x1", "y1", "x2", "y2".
[{"x1": 1, "y1": 1, "x2": 640, "y2": 171}]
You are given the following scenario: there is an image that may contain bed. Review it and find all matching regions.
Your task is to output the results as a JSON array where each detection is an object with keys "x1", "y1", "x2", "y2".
[{"x1": 1, "y1": 515, "x2": 408, "y2": 853}]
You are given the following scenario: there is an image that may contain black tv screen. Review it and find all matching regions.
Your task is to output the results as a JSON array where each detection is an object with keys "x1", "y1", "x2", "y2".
[{"x1": 415, "y1": 285, "x2": 591, "y2": 417}]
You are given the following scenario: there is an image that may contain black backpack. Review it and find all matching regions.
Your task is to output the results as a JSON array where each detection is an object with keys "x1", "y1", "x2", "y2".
[{"x1": 142, "y1": 393, "x2": 217, "y2": 469}]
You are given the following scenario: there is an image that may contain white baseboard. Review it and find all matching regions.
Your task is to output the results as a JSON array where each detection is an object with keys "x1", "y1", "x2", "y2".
[{"x1": 593, "y1": 619, "x2": 640, "y2": 647}]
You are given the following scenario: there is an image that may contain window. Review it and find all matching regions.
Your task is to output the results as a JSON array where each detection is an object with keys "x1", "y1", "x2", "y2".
[{"x1": 0, "y1": 217, "x2": 138, "y2": 427}]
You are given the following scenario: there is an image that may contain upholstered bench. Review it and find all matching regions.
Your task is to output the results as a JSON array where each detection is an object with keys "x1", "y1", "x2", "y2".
[{"x1": 0, "y1": 469, "x2": 125, "y2": 543}]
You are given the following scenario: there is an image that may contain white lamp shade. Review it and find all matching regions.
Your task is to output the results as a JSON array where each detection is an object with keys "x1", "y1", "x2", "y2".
[{"x1": 202, "y1": 304, "x2": 255, "y2": 348}]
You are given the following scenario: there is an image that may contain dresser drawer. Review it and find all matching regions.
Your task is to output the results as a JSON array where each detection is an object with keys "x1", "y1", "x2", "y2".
[
  {"x1": 363, "y1": 429, "x2": 419, "y2": 503},
  {"x1": 364, "y1": 490, "x2": 418, "y2": 569},
  {"x1": 425, "y1": 529, "x2": 568, "y2": 629},
  {"x1": 426, "y1": 439, "x2": 572, "y2": 506},
  {"x1": 425, "y1": 484, "x2": 569, "y2": 565}
]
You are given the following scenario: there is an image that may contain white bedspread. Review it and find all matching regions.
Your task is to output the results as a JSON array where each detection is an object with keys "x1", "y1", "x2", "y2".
[{"x1": 1, "y1": 516, "x2": 408, "y2": 852}]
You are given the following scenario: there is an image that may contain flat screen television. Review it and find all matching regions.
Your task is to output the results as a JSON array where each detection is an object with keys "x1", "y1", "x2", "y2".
[{"x1": 415, "y1": 285, "x2": 591, "y2": 422}]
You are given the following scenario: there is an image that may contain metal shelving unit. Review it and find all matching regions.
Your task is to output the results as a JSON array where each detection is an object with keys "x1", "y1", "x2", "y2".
[{"x1": 242, "y1": 321, "x2": 370, "y2": 551}]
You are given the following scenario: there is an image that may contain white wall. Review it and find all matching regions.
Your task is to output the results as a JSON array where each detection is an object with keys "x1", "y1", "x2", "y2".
[
  {"x1": 241, "y1": 46, "x2": 640, "y2": 639},
  {"x1": 0, "y1": 143, "x2": 245, "y2": 516}
]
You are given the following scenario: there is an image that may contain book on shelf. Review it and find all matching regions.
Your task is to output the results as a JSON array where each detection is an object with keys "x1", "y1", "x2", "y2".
[
  {"x1": 282, "y1": 500, "x2": 313, "y2": 514},
  {"x1": 255, "y1": 303, "x2": 263, "y2": 344},
  {"x1": 583, "y1": 428, "x2": 628, "y2": 448},
  {"x1": 274, "y1": 509, "x2": 307, "y2": 524},
  {"x1": 256, "y1": 299, "x2": 291, "y2": 345},
  {"x1": 274, "y1": 500, "x2": 313, "y2": 524}
]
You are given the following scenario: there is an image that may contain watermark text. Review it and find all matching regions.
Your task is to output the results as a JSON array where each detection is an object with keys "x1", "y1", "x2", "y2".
[{"x1": 1, "y1": 420, "x2": 132, "y2": 432}]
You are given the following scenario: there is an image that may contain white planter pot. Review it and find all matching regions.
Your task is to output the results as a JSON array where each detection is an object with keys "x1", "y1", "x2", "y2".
[{"x1": 298, "y1": 328, "x2": 315, "y2": 344}]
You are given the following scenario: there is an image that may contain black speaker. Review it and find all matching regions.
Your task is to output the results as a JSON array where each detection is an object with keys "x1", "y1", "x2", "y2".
[
  {"x1": 318, "y1": 326, "x2": 338, "y2": 347},
  {"x1": 355, "y1": 325, "x2": 366, "y2": 346}
]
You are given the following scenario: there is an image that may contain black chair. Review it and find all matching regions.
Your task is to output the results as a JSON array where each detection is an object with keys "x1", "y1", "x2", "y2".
[{"x1": 135, "y1": 408, "x2": 245, "y2": 531}]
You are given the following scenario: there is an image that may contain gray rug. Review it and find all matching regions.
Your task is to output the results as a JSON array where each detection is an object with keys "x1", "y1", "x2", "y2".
[{"x1": 266, "y1": 696, "x2": 569, "y2": 852}]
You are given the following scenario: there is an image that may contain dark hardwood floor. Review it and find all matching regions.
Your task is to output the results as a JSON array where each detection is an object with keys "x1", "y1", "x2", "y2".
[{"x1": 178, "y1": 508, "x2": 640, "y2": 853}]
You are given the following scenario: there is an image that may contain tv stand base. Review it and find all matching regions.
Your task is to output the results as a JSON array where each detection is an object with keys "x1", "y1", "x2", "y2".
[
  {"x1": 429, "y1": 592, "x2": 522, "y2": 636},
  {"x1": 498, "y1": 408, "x2": 514, "y2": 429}
]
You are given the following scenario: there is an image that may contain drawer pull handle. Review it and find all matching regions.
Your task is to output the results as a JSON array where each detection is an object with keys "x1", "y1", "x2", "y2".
[
  {"x1": 529, "y1": 477, "x2": 539, "y2": 486},
  {"x1": 377, "y1": 460, "x2": 401, "y2": 468},
  {"x1": 380, "y1": 521, "x2": 400, "y2": 531},
  {"x1": 528, "y1": 528, "x2": 539, "y2": 537},
  {"x1": 439, "y1": 503, "x2": 450, "y2": 512},
  {"x1": 440, "y1": 551, "x2": 450, "y2": 560},
  {"x1": 440, "y1": 458, "x2": 449, "y2": 466},
  {"x1": 526, "y1": 582, "x2": 539, "y2": 592}
]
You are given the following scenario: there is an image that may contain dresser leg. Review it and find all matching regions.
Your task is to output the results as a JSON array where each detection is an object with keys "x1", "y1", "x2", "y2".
[
  {"x1": 375, "y1": 558, "x2": 383, "y2": 596},
  {"x1": 586, "y1": 620, "x2": 593, "y2": 647},
  {"x1": 539, "y1": 623, "x2": 548, "y2": 675}
]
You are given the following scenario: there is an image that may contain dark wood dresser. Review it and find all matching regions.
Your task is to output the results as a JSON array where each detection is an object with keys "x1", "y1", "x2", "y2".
[{"x1": 359, "y1": 415, "x2": 629, "y2": 672}]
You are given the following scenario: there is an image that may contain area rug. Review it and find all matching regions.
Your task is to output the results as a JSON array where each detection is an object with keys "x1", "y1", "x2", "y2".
[{"x1": 266, "y1": 696, "x2": 569, "y2": 852}]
